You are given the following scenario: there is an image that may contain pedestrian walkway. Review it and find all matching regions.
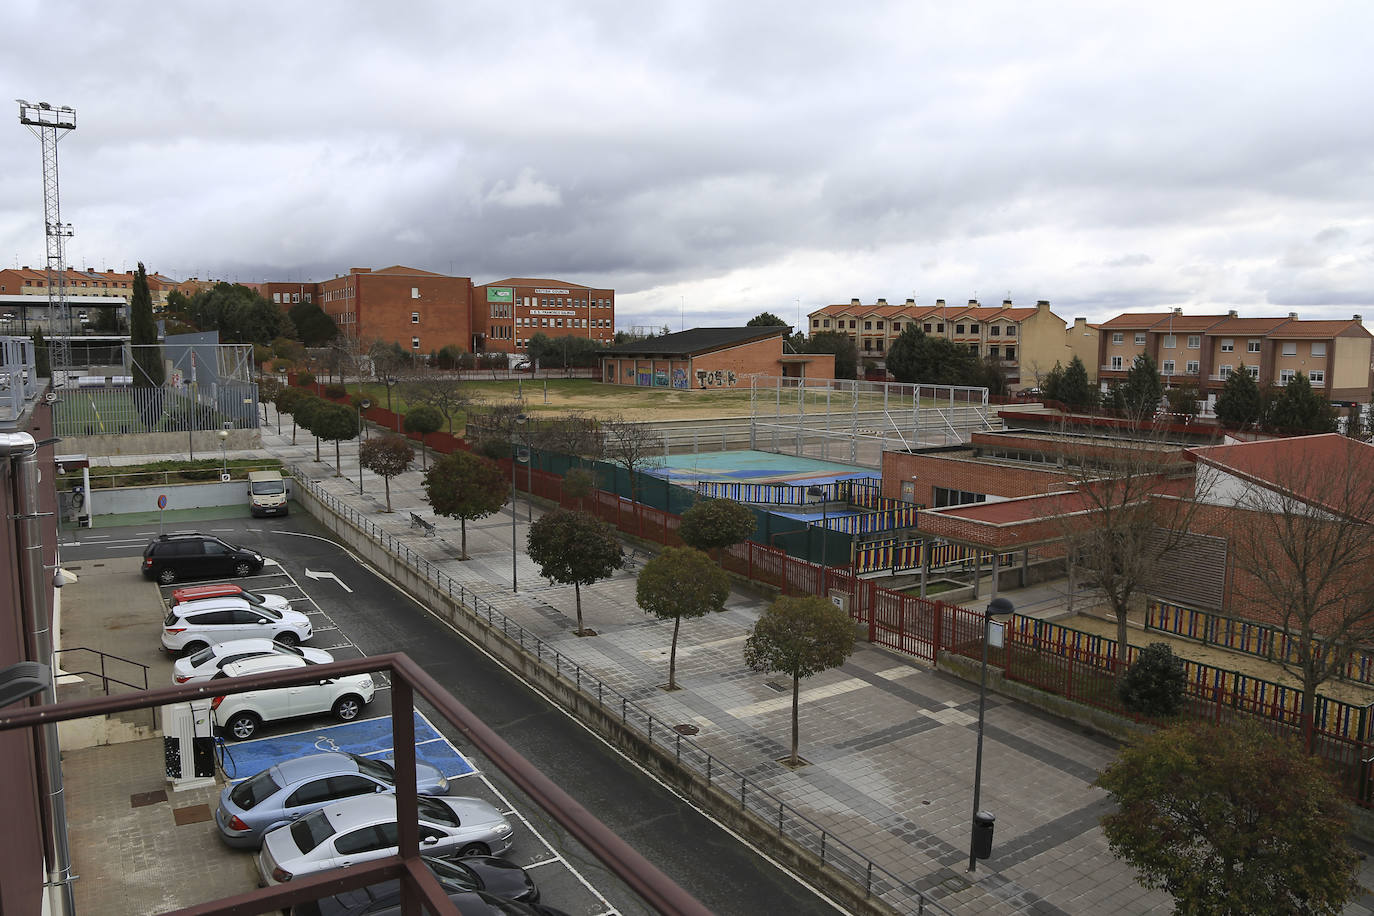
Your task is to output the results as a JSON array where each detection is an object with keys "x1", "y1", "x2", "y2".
[{"x1": 250, "y1": 419, "x2": 1374, "y2": 915}]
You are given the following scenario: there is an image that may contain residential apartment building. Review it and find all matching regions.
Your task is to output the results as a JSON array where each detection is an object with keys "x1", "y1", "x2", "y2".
[
  {"x1": 807, "y1": 297, "x2": 1097, "y2": 388},
  {"x1": 1097, "y1": 309, "x2": 1373, "y2": 407}
]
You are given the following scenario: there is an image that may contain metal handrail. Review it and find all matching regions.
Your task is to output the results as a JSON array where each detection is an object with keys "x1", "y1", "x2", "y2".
[
  {"x1": 53, "y1": 646, "x2": 150, "y2": 694},
  {"x1": 290, "y1": 467, "x2": 954, "y2": 916}
]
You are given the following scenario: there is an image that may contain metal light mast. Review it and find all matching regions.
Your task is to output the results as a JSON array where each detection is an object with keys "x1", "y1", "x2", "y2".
[{"x1": 17, "y1": 100, "x2": 76, "y2": 385}]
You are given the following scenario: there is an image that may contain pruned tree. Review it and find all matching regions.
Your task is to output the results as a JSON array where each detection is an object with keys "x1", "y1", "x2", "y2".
[
  {"x1": 1098, "y1": 720, "x2": 1359, "y2": 915},
  {"x1": 422, "y1": 450, "x2": 508, "y2": 559},
  {"x1": 1056, "y1": 421, "x2": 1213, "y2": 671},
  {"x1": 1211, "y1": 437, "x2": 1374, "y2": 746},
  {"x1": 369, "y1": 340, "x2": 409, "y2": 410},
  {"x1": 294, "y1": 395, "x2": 327, "y2": 461},
  {"x1": 743, "y1": 595, "x2": 857, "y2": 766},
  {"x1": 562, "y1": 467, "x2": 595, "y2": 510},
  {"x1": 600, "y1": 414, "x2": 663, "y2": 503},
  {"x1": 403, "y1": 405, "x2": 443, "y2": 469},
  {"x1": 274, "y1": 386, "x2": 305, "y2": 444},
  {"x1": 526, "y1": 509, "x2": 624, "y2": 636},
  {"x1": 676, "y1": 498, "x2": 758, "y2": 560},
  {"x1": 311, "y1": 402, "x2": 360, "y2": 476},
  {"x1": 401, "y1": 368, "x2": 469, "y2": 435},
  {"x1": 637, "y1": 547, "x2": 730, "y2": 690},
  {"x1": 531, "y1": 411, "x2": 601, "y2": 468},
  {"x1": 359, "y1": 435, "x2": 414, "y2": 513}
]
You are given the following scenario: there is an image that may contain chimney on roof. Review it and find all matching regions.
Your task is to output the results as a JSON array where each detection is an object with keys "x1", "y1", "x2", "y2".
[
  {"x1": 1355, "y1": 314, "x2": 1363, "y2": 321},
  {"x1": 851, "y1": 298, "x2": 860, "y2": 306},
  {"x1": 1037, "y1": 299, "x2": 1050, "y2": 310},
  {"x1": 876, "y1": 298, "x2": 887, "y2": 306},
  {"x1": 21, "y1": 266, "x2": 28, "y2": 271},
  {"x1": 1227, "y1": 309, "x2": 1237, "y2": 317},
  {"x1": 1002, "y1": 299, "x2": 1012, "y2": 308},
  {"x1": 1288, "y1": 312, "x2": 1298, "y2": 319},
  {"x1": 968, "y1": 299, "x2": 979, "y2": 307},
  {"x1": 935, "y1": 299, "x2": 945, "y2": 308},
  {"x1": 1173, "y1": 307, "x2": 1183, "y2": 315},
  {"x1": 905, "y1": 298, "x2": 915, "y2": 305},
  {"x1": 350, "y1": 267, "x2": 372, "y2": 275}
]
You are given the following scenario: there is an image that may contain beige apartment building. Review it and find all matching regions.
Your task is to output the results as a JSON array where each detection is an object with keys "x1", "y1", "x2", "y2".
[
  {"x1": 1097, "y1": 309, "x2": 1372, "y2": 407},
  {"x1": 0, "y1": 266, "x2": 180, "y2": 308},
  {"x1": 807, "y1": 297, "x2": 1097, "y2": 389}
]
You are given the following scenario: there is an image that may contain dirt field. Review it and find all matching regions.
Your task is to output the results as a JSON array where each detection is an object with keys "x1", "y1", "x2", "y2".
[{"x1": 1057, "y1": 609, "x2": 1374, "y2": 705}]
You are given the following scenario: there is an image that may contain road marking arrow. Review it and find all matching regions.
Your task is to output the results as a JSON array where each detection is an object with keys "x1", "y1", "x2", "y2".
[{"x1": 304, "y1": 568, "x2": 353, "y2": 593}]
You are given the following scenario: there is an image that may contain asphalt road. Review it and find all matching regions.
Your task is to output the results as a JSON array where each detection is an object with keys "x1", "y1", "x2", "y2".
[{"x1": 70, "y1": 511, "x2": 844, "y2": 916}]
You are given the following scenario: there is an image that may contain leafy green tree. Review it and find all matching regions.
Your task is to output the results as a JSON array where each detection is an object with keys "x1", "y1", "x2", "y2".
[
  {"x1": 747, "y1": 312, "x2": 789, "y2": 327},
  {"x1": 676, "y1": 498, "x2": 758, "y2": 559},
  {"x1": 32, "y1": 328, "x2": 50, "y2": 379},
  {"x1": 403, "y1": 405, "x2": 444, "y2": 469},
  {"x1": 422, "y1": 451, "x2": 508, "y2": 559},
  {"x1": 311, "y1": 402, "x2": 360, "y2": 476},
  {"x1": 1098, "y1": 720, "x2": 1359, "y2": 915},
  {"x1": 1163, "y1": 381, "x2": 1201, "y2": 418},
  {"x1": 1214, "y1": 364, "x2": 1262, "y2": 428},
  {"x1": 1110, "y1": 352, "x2": 1164, "y2": 419},
  {"x1": 562, "y1": 467, "x2": 595, "y2": 509},
  {"x1": 526, "y1": 509, "x2": 624, "y2": 635},
  {"x1": 1057, "y1": 356, "x2": 1098, "y2": 409},
  {"x1": 436, "y1": 344, "x2": 465, "y2": 370},
  {"x1": 524, "y1": 333, "x2": 601, "y2": 369},
  {"x1": 1116, "y1": 643, "x2": 1187, "y2": 716},
  {"x1": 636, "y1": 546, "x2": 730, "y2": 690},
  {"x1": 287, "y1": 300, "x2": 339, "y2": 346},
  {"x1": 359, "y1": 434, "x2": 414, "y2": 513},
  {"x1": 294, "y1": 395, "x2": 327, "y2": 461},
  {"x1": 1266, "y1": 372, "x2": 1336, "y2": 433},
  {"x1": 885, "y1": 326, "x2": 983, "y2": 386},
  {"x1": 800, "y1": 331, "x2": 858, "y2": 380},
  {"x1": 187, "y1": 282, "x2": 290, "y2": 344},
  {"x1": 743, "y1": 595, "x2": 857, "y2": 766},
  {"x1": 130, "y1": 262, "x2": 164, "y2": 386},
  {"x1": 274, "y1": 386, "x2": 305, "y2": 444}
]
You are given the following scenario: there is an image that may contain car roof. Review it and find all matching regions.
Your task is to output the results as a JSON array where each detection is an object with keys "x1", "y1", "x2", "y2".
[
  {"x1": 220, "y1": 655, "x2": 308, "y2": 677},
  {"x1": 170, "y1": 597, "x2": 256, "y2": 616},
  {"x1": 173, "y1": 584, "x2": 244, "y2": 601},
  {"x1": 317, "y1": 793, "x2": 399, "y2": 824},
  {"x1": 200, "y1": 638, "x2": 280, "y2": 656},
  {"x1": 274, "y1": 752, "x2": 361, "y2": 782}
]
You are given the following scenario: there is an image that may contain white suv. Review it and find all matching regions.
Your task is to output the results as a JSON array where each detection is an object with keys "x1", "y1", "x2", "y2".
[
  {"x1": 161, "y1": 599, "x2": 312, "y2": 656},
  {"x1": 210, "y1": 655, "x2": 375, "y2": 741}
]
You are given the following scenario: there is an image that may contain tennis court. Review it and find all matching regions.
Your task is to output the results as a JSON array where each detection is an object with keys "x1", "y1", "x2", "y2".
[{"x1": 646, "y1": 448, "x2": 874, "y2": 487}]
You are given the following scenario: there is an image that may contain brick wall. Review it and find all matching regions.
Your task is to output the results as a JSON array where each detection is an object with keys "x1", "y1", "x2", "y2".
[
  {"x1": 357, "y1": 274, "x2": 474, "y2": 355},
  {"x1": 882, "y1": 451, "x2": 1073, "y2": 503}
]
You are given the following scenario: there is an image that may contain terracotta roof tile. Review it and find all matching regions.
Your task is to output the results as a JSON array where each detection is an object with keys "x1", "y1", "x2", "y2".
[
  {"x1": 1099, "y1": 312, "x2": 1173, "y2": 329},
  {"x1": 1268, "y1": 319, "x2": 1370, "y2": 339},
  {"x1": 1205, "y1": 317, "x2": 1288, "y2": 335},
  {"x1": 1186, "y1": 434, "x2": 1374, "y2": 520}
]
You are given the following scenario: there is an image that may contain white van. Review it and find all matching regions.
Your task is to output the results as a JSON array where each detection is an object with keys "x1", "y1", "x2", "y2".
[{"x1": 247, "y1": 470, "x2": 289, "y2": 517}]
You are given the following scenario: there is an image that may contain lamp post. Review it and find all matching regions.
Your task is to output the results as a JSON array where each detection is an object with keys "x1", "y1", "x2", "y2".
[
  {"x1": 357, "y1": 399, "x2": 370, "y2": 494},
  {"x1": 217, "y1": 429, "x2": 229, "y2": 479},
  {"x1": 807, "y1": 484, "x2": 829, "y2": 571},
  {"x1": 275, "y1": 368, "x2": 286, "y2": 435},
  {"x1": 969, "y1": 595, "x2": 1015, "y2": 872},
  {"x1": 510, "y1": 413, "x2": 527, "y2": 594}
]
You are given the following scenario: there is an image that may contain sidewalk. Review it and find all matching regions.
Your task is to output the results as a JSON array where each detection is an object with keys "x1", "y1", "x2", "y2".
[{"x1": 259, "y1": 423, "x2": 1373, "y2": 915}]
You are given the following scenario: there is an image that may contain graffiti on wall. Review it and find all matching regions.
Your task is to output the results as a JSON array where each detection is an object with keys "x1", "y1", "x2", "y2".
[
  {"x1": 672, "y1": 368, "x2": 688, "y2": 389},
  {"x1": 695, "y1": 369, "x2": 738, "y2": 388}
]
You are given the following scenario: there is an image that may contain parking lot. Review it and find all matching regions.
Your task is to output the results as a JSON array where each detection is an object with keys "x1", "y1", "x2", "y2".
[{"x1": 57, "y1": 528, "x2": 628, "y2": 915}]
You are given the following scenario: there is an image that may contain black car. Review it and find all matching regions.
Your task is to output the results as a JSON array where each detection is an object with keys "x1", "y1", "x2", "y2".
[
  {"x1": 291, "y1": 856, "x2": 542, "y2": 916},
  {"x1": 141, "y1": 533, "x2": 265, "y2": 585}
]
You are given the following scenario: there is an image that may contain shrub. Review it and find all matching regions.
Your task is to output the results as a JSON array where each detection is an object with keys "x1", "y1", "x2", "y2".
[
  {"x1": 1117, "y1": 642, "x2": 1187, "y2": 717},
  {"x1": 324, "y1": 383, "x2": 347, "y2": 399},
  {"x1": 296, "y1": 371, "x2": 316, "y2": 387}
]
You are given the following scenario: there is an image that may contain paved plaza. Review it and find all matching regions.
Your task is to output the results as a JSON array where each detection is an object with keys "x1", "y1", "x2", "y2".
[{"x1": 91, "y1": 421, "x2": 1374, "y2": 915}]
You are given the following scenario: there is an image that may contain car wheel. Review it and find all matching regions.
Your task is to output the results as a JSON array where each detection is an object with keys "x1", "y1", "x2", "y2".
[
  {"x1": 182, "y1": 641, "x2": 208, "y2": 657},
  {"x1": 157, "y1": 567, "x2": 177, "y2": 585},
  {"x1": 332, "y1": 695, "x2": 363, "y2": 722},
  {"x1": 233, "y1": 561, "x2": 254, "y2": 577},
  {"x1": 458, "y1": 842, "x2": 490, "y2": 857},
  {"x1": 226, "y1": 712, "x2": 260, "y2": 741},
  {"x1": 274, "y1": 631, "x2": 299, "y2": 649}
]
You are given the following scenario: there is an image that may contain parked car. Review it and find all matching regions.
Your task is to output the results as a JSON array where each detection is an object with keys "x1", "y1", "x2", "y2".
[
  {"x1": 258, "y1": 794, "x2": 514, "y2": 885},
  {"x1": 290, "y1": 854, "x2": 540, "y2": 915},
  {"x1": 171, "y1": 583, "x2": 293, "y2": 614},
  {"x1": 210, "y1": 655, "x2": 374, "y2": 741},
  {"x1": 141, "y1": 532, "x2": 265, "y2": 584},
  {"x1": 310, "y1": 890, "x2": 566, "y2": 916},
  {"x1": 161, "y1": 600, "x2": 313, "y2": 656},
  {"x1": 215, "y1": 751, "x2": 448, "y2": 848},
  {"x1": 1015, "y1": 387, "x2": 1043, "y2": 400},
  {"x1": 173, "y1": 638, "x2": 333, "y2": 685}
]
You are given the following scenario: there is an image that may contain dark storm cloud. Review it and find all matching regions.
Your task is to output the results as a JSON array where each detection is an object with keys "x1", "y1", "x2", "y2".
[{"x1": 2, "y1": 0, "x2": 1373, "y2": 328}]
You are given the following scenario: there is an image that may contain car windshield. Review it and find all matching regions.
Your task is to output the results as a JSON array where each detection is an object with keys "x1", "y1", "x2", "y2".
[
  {"x1": 229, "y1": 770, "x2": 281, "y2": 810},
  {"x1": 350, "y1": 754, "x2": 395, "y2": 784},
  {"x1": 164, "y1": 609, "x2": 178, "y2": 626},
  {"x1": 186, "y1": 646, "x2": 217, "y2": 666},
  {"x1": 240, "y1": 590, "x2": 266, "y2": 604},
  {"x1": 416, "y1": 797, "x2": 458, "y2": 827},
  {"x1": 289, "y1": 808, "x2": 337, "y2": 852},
  {"x1": 250, "y1": 480, "x2": 285, "y2": 495},
  {"x1": 424, "y1": 857, "x2": 479, "y2": 892}
]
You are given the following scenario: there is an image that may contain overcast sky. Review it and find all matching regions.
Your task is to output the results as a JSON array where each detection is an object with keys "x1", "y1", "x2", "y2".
[{"x1": 2, "y1": 1, "x2": 1372, "y2": 332}]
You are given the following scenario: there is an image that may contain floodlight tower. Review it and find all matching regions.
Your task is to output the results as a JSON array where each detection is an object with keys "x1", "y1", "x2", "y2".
[{"x1": 17, "y1": 100, "x2": 76, "y2": 385}]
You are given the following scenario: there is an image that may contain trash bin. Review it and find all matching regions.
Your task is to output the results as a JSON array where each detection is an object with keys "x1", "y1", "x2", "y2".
[{"x1": 972, "y1": 811, "x2": 996, "y2": 859}]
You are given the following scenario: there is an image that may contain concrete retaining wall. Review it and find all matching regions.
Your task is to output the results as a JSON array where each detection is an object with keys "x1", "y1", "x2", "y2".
[
  {"x1": 292, "y1": 481, "x2": 902, "y2": 916},
  {"x1": 90, "y1": 480, "x2": 256, "y2": 517},
  {"x1": 64, "y1": 428, "x2": 261, "y2": 458}
]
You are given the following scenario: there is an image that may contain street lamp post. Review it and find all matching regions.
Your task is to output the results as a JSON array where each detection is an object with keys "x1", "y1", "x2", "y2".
[
  {"x1": 511, "y1": 413, "x2": 527, "y2": 594},
  {"x1": 275, "y1": 368, "x2": 286, "y2": 435},
  {"x1": 357, "y1": 399, "x2": 371, "y2": 494},
  {"x1": 217, "y1": 429, "x2": 229, "y2": 479},
  {"x1": 969, "y1": 595, "x2": 1015, "y2": 872}
]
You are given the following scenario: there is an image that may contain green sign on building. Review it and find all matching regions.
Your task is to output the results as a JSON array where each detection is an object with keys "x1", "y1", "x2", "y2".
[{"x1": 486, "y1": 287, "x2": 513, "y2": 302}]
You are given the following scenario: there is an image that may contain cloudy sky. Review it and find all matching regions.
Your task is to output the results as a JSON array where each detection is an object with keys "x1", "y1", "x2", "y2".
[{"x1": 2, "y1": 1, "x2": 1372, "y2": 332}]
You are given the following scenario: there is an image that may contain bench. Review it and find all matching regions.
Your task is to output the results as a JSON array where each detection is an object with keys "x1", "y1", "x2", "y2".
[{"x1": 409, "y1": 512, "x2": 437, "y2": 538}]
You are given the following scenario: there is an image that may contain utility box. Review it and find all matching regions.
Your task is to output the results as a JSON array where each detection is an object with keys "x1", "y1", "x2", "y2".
[
  {"x1": 162, "y1": 700, "x2": 216, "y2": 789},
  {"x1": 972, "y1": 811, "x2": 996, "y2": 859}
]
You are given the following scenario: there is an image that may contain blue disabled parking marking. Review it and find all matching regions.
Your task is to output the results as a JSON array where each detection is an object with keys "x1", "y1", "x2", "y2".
[{"x1": 220, "y1": 711, "x2": 476, "y2": 783}]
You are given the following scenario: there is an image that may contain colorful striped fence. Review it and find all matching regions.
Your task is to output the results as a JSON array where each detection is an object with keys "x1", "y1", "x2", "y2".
[
  {"x1": 853, "y1": 539, "x2": 1015, "y2": 575},
  {"x1": 1147, "y1": 600, "x2": 1374, "y2": 687}
]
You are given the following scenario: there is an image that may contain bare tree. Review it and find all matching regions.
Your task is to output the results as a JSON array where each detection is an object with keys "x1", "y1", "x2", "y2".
[
  {"x1": 368, "y1": 340, "x2": 409, "y2": 411},
  {"x1": 600, "y1": 414, "x2": 663, "y2": 503},
  {"x1": 400, "y1": 368, "x2": 469, "y2": 435},
  {"x1": 1056, "y1": 420, "x2": 1216, "y2": 670},
  {"x1": 529, "y1": 411, "x2": 601, "y2": 469},
  {"x1": 329, "y1": 335, "x2": 367, "y2": 390},
  {"x1": 1210, "y1": 438, "x2": 1374, "y2": 744}
]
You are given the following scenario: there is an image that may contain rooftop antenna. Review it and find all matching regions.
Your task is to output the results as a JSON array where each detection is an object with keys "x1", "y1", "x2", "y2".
[{"x1": 17, "y1": 99, "x2": 76, "y2": 382}]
